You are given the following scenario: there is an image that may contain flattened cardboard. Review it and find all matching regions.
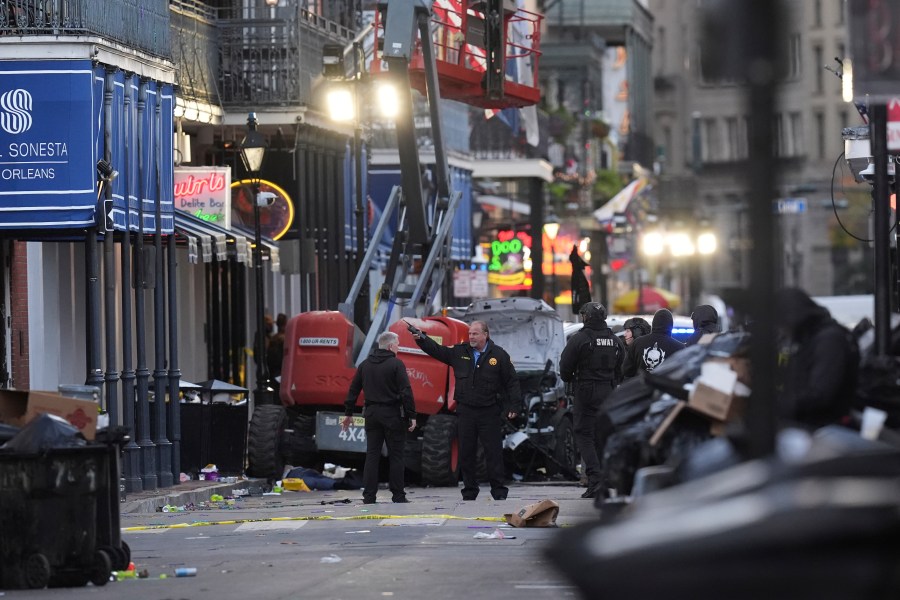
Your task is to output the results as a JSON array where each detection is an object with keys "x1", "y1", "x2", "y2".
[
  {"x1": 504, "y1": 499, "x2": 559, "y2": 528},
  {"x1": 650, "y1": 401, "x2": 687, "y2": 446}
]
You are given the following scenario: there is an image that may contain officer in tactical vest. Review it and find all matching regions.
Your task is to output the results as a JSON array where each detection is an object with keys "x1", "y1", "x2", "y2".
[{"x1": 560, "y1": 302, "x2": 626, "y2": 498}]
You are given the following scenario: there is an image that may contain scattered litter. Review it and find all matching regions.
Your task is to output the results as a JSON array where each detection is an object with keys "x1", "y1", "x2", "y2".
[
  {"x1": 504, "y1": 499, "x2": 559, "y2": 528},
  {"x1": 210, "y1": 494, "x2": 224, "y2": 502},
  {"x1": 282, "y1": 478, "x2": 312, "y2": 492},
  {"x1": 320, "y1": 554, "x2": 342, "y2": 564},
  {"x1": 473, "y1": 528, "x2": 516, "y2": 540},
  {"x1": 199, "y1": 464, "x2": 219, "y2": 481},
  {"x1": 174, "y1": 567, "x2": 197, "y2": 577},
  {"x1": 321, "y1": 498, "x2": 352, "y2": 505},
  {"x1": 345, "y1": 529, "x2": 370, "y2": 534},
  {"x1": 179, "y1": 472, "x2": 191, "y2": 482},
  {"x1": 263, "y1": 491, "x2": 282, "y2": 496},
  {"x1": 232, "y1": 488, "x2": 250, "y2": 497},
  {"x1": 138, "y1": 569, "x2": 149, "y2": 579}
]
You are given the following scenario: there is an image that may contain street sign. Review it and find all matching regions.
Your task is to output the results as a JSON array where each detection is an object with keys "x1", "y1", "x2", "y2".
[
  {"x1": 103, "y1": 199, "x2": 114, "y2": 231},
  {"x1": 775, "y1": 198, "x2": 807, "y2": 214}
]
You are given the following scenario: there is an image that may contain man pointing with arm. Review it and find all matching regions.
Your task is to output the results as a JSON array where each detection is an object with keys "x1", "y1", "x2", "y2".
[{"x1": 410, "y1": 320, "x2": 520, "y2": 501}]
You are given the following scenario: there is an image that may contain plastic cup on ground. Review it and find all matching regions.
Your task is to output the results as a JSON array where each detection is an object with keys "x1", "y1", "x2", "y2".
[{"x1": 861, "y1": 407, "x2": 887, "y2": 440}]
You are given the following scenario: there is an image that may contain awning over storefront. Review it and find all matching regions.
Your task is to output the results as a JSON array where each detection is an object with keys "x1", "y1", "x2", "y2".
[
  {"x1": 232, "y1": 225, "x2": 280, "y2": 272},
  {"x1": 174, "y1": 211, "x2": 278, "y2": 272}
]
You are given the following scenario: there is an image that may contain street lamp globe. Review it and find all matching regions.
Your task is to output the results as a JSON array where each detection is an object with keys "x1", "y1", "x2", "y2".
[
  {"x1": 327, "y1": 87, "x2": 356, "y2": 122},
  {"x1": 376, "y1": 81, "x2": 401, "y2": 118},
  {"x1": 641, "y1": 230, "x2": 665, "y2": 256},
  {"x1": 668, "y1": 231, "x2": 696, "y2": 257},
  {"x1": 697, "y1": 231, "x2": 718, "y2": 255},
  {"x1": 239, "y1": 113, "x2": 267, "y2": 175},
  {"x1": 543, "y1": 216, "x2": 560, "y2": 241}
]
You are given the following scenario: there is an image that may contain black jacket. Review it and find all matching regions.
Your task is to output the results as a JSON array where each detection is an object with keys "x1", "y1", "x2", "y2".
[
  {"x1": 560, "y1": 314, "x2": 625, "y2": 384},
  {"x1": 685, "y1": 304, "x2": 719, "y2": 346},
  {"x1": 344, "y1": 348, "x2": 416, "y2": 419},
  {"x1": 415, "y1": 335, "x2": 521, "y2": 412},
  {"x1": 623, "y1": 309, "x2": 685, "y2": 377},
  {"x1": 775, "y1": 288, "x2": 858, "y2": 428}
]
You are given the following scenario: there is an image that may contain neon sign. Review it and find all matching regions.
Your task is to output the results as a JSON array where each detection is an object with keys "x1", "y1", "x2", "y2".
[
  {"x1": 174, "y1": 167, "x2": 232, "y2": 228},
  {"x1": 488, "y1": 229, "x2": 533, "y2": 287}
]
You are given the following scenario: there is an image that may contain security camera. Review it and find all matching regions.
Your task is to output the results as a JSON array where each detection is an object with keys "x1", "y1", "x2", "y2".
[{"x1": 256, "y1": 191, "x2": 277, "y2": 206}]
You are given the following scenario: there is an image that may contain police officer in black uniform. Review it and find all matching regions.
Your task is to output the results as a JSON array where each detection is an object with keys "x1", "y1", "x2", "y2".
[
  {"x1": 559, "y1": 302, "x2": 625, "y2": 499},
  {"x1": 411, "y1": 320, "x2": 520, "y2": 501}
]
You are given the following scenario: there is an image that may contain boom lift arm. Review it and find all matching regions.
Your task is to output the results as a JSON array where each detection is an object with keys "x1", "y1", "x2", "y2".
[{"x1": 339, "y1": 0, "x2": 462, "y2": 365}]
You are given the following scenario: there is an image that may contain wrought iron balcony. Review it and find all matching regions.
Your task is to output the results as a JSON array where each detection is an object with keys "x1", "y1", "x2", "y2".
[
  {"x1": 217, "y1": 7, "x2": 357, "y2": 108},
  {"x1": 0, "y1": 0, "x2": 171, "y2": 60}
]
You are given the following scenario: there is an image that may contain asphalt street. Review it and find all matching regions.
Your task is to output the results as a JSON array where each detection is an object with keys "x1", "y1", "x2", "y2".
[{"x1": 14, "y1": 481, "x2": 599, "y2": 599}]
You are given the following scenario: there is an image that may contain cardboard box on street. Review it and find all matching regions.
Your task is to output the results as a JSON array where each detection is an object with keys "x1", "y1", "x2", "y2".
[
  {"x1": 688, "y1": 382, "x2": 740, "y2": 422},
  {"x1": 687, "y1": 361, "x2": 743, "y2": 422},
  {"x1": 0, "y1": 389, "x2": 98, "y2": 440}
]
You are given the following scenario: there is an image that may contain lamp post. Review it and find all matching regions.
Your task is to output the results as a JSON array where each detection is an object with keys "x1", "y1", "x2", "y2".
[
  {"x1": 543, "y1": 215, "x2": 560, "y2": 307},
  {"x1": 240, "y1": 113, "x2": 271, "y2": 404}
]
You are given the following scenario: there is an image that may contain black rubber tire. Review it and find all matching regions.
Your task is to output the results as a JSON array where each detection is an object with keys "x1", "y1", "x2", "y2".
[
  {"x1": 247, "y1": 404, "x2": 287, "y2": 480},
  {"x1": 282, "y1": 413, "x2": 321, "y2": 470},
  {"x1": 23, "y1": 553, "x2": 51, "y2": 589},
  {"x1": 546, "y1": 416, "x2": 579, "y2": 478},
  {"x1": 420, "y1": 414, "x2": 459, "y2": 487},
  {"x1": 89, "y1": 549, "x2": 112, "y2": 587},
  {"x1": 120, "y1": 541, "x2": 131, "y2": 572}
]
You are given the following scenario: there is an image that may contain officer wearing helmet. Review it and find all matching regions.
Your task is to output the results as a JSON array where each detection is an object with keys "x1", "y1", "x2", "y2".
[{"x1": 559, "y1": 302, "x2": 626, "y2": 498}]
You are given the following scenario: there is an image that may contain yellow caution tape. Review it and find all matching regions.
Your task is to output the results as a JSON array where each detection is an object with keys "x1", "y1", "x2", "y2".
[{"x1": 122, "y1": 513, "x2": 505, "y2": 532}]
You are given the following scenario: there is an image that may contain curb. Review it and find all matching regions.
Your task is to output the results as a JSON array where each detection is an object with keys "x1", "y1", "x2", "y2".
[{"x1": 121, "y1": 479, "x2": 268, "y2": 514}]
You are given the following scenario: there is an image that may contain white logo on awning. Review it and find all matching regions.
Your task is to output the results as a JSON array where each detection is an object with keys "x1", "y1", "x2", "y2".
[{"x1": 0, "y1": 89, "x2": 33, "y2": 134}]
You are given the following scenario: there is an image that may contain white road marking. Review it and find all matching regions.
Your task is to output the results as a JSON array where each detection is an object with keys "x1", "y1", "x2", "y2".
[{"x1": 234, "y1": 521, "x2": 308, "y2": 532}]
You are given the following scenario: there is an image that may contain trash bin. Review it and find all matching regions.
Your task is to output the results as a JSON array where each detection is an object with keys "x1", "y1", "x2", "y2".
[
  {"x1": 180, "y1": 401, "x2": 249, "y2": 476},
  {"x1": 0, "y1": 445, "x2": 111, "y2": 589}
]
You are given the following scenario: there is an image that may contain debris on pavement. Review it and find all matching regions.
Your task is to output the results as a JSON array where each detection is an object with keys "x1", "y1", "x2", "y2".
[{"x1": 504, "y1": 499, "x2": 559, "y2": 527}]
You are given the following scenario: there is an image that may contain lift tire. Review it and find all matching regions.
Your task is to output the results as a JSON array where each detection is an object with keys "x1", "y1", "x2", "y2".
[
  {"x1": 546, "y1": 416, "x2": 579, "y2": 479},
  {"x1": 247, "y1": 404, "x2": 287, "y2": 480},
  {"x1": 421, "y1": 414, "x2": 459, "y2": 487}
]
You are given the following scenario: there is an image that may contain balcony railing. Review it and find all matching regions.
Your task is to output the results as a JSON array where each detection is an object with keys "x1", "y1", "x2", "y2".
[
  {"x1": 170, "y1": 0, "x2": 219, "y2": 107},
  {"x1": 0, "y1": 0, "x2": 171, "y2": 60},
  {"x1": 217, "y1": 7, "x2": 356, "y2": 108}
]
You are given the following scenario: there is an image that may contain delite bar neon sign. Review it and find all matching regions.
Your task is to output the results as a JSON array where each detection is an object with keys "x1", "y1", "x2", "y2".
[{"x1": 174, "y1": 167, "x2": 232, "y2": 228}]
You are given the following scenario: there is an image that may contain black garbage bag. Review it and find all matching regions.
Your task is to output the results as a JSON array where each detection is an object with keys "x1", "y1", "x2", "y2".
[
  {"x1": 547, "y1": 447, "x2": 900, "y2": 600},
  {"x1": 0, "y1": 422, "x2": 20, "y2": 444},
  {"x1": 0, "y1": 414, "x2": 86, "y2": 453},
  {"x1": 601, "y1": 397, "x2": 711, "y2": 498},
  {"x1": 644, "y1": 332, "x2": 752, "y2": 399},
  {"x1": 600, "y1": 377, "x2": 658, "y2": 428}
]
